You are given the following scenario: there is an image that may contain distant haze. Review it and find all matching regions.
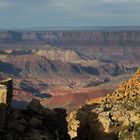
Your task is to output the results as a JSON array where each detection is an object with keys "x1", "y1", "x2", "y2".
[{"x1": 0, "y1": 0, "x2": 140, "y2": 29}]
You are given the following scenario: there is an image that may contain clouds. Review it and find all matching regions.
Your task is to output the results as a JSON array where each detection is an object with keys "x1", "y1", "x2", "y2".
[
  {"x1": 0, "y1": 0, "x2": 140, "y2": 28},
  {"x1": 0, "y1": 1, "x2": 14, "y2": 11}
]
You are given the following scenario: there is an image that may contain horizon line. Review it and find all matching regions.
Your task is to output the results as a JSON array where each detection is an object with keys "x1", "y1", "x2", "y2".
[{"x1": 1, "y1": 25, "x2": 140, "y2": 31}]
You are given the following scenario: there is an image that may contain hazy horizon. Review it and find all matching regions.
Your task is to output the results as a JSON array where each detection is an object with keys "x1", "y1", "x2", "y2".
[{"x1": 1, "y1": 26, "x2": 140, "y2": 32}]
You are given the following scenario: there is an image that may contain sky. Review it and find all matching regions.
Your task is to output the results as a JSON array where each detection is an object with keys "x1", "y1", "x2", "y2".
[{"x1": 0, "y1": 0, "x2": 140, "y2": 29}]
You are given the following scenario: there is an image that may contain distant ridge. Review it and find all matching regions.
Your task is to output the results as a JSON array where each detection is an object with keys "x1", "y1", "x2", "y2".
[{"x1": 1, "y1": 29, "x2": 140, "y2": 54}]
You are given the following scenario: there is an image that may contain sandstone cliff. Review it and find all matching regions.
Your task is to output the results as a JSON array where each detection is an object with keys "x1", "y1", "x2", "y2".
[{"x1": 68, "y1": 68, "x2": 140, "y2": 140}]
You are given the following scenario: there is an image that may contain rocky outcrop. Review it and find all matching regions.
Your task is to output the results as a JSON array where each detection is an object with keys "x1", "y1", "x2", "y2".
[
  {"x1": 105, "y1": 68, "x2": 140, "y2": 102},
  {"x1": 0, "y1": 78, "x2": 70, "y2": 140},
  {"x1": 0, "y1": 98, "x2": 70, "y2": 140},
  {"x1": 0, "y1": 78, "x2": 13, "y2": 129},
  {"x1": 68, "y1": 68, "x2": 140, "y2": 140},
  {"x1": 2, "y1": 99, "x2": 69, "y2": 140}
]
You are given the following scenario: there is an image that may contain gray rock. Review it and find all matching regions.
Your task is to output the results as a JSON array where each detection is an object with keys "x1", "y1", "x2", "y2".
[{"x1": 29, "y1": 117, "x2": 42, "y2": 128}]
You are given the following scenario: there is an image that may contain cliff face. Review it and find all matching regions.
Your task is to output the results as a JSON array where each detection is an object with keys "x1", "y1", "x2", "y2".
[
  {"x1": 68, "y1": 68, "x2": 140, "y2": 140},
  {"x1": 0, "y1": 30, "x2": 140, "y2": 47},
  {"x1": 35, "y1": 49, "x2": 82, "y2": 62},
  {"x1": 0, "y1": 30, "x2": 140, "y2": 66}
]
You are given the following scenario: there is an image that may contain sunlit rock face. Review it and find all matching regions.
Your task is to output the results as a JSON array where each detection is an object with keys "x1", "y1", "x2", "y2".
[
  {"x1": 0, "y1": 78, "x2": 13, "y2": 129},
  {"x1": 67, "y1": 68, "x2": 140, "y2": 140}
]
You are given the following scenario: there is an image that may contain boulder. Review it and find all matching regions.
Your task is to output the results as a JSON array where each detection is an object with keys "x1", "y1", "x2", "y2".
[
  {"x1": 27, "y1": 98, "x2": 44, "y2": 115},
  {"x1": 29, "y1": 117, "x2": 42, "y2": 128}
]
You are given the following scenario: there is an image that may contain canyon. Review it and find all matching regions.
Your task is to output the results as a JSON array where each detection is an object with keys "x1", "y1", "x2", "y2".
[
  {"x1": 0, "y1": 67, "x2": 140, "y2": 139},
  {"x1": 0, "y1": 29, "x2": 139, "y2": 111}
]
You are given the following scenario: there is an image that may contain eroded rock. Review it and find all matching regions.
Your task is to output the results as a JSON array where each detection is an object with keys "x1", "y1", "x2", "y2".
[{"x1": 27, "y1": 98, "x2": 44, "y2": 115}]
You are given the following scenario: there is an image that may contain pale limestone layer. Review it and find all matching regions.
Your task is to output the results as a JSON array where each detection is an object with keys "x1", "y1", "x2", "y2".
[{"x1": 36, "y1": 49, "x2": 81, "y2": 62}]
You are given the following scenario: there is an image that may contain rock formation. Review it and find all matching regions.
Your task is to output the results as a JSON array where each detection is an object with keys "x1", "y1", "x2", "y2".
[
  {"x1": 1, "y1": 30, "x2": 140, "y2": 48},
  {"x1": 36, "y1": 49, "x2": 81, "y2": 63},
  {"x1": 1, "y1": 99, "x2": 70, "y2": 140},
  {"x1": 68, "y1": 68, "x2": 140, "y2": 140},
  {"x1": 67, "y1": 111, "x2": 80, "y2": 139},
  {"x1": 0, "y1": 99, "x2": 70, "y2": 140},
  {"x1": 0, "y1": 78, "x2": 13, "y2": 129}
]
